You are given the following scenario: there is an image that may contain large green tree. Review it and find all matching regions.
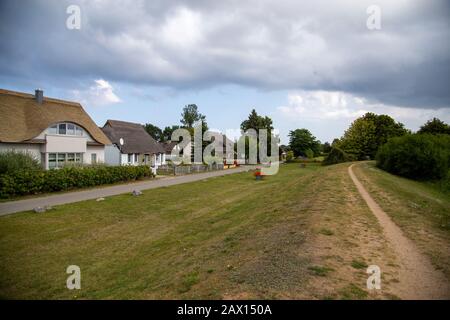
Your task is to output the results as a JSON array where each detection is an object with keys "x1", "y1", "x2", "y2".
[
  {"x1": 338, "y1": 112, "x2": 408, "y2": 160},
  {"x1": 239, "y1": 109, "x2": 276, "y2": 160},
  {"x1": 418, "y1": 118, "x2": 450, "y2": 135},
  {"x1": 143, "y1": 123, "x2": 163, "y2": 142},
  {"x1": 181, "y1": 104, "x2": 206, "y2": 128},
  {"x1": 288, "y1": 129, "x2": 321, "y2": 157}
]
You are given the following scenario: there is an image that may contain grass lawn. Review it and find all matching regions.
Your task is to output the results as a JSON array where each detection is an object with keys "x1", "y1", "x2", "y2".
[
  {"x1": 0, "y1": 162, "x2": 448, "y2": 299},
  {"x1": 0, "y1": 163, "x2": 323, "y2": 299}
]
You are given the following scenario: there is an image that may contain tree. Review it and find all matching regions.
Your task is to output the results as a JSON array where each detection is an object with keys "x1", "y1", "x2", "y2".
[
  {"x1": 321, "y1": 142, "x2": 332, "y2": 154},
  {"x1": 288, "y1": 128, "x2": 321, "y2": 157},
  {"x1": 240, "y1": 109, "x2": 276, "y2": 160},
  {"x1": 240, "y1": 109, "x2": 274, "y2": 133},
  {"x1": 286, "y1": 150, "x2": 294, "y2": 162},
  {"x1": 322, "y1": 147, "x2": 350, "y2": 166},
  {"x1": 418, "y1": 118, "x2": 450, "y2": 135},
  {"x1": 181, "y1": 104, "x2": 206, "y2": 128},
  {"x1": 143, "y1": 123, "x2": 163, "y2": 142},
  {"x1": 162, "y1": 125, "x2": 181, "y2": 142},
  {"x1": 338, "y1": 112, "x2": 408, "y2": 160}
]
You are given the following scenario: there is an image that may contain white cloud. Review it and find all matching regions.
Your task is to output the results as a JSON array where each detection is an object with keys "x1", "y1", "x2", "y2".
[
  {"x1": 72, "y1": 79, "x2": 121, "y2": 107},
  {"x1": 277, "y1": 90, "x2": 450, "y2": 131},
  {"x1": 277, "y1": 91, "x2": 368, "y2": 120}
]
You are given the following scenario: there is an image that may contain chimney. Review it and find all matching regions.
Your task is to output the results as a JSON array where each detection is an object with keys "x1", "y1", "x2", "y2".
[{"x1": 35, "y1": 89, "x2": 43, "y2": 104}]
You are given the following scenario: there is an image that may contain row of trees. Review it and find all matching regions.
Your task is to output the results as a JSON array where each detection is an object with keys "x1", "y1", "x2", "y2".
[
  {"x1": 144, "y1": 105, "x2": 278, "y2": 162},
  {"x1": 285, "y1": 113, "x2": 450, "y2": 169},
  {"x1": 332, "y1": 115, "x2": 450, "y2": 162},
  {"x1": 143, "y1": 104, "x2": 207, "y2": 142}
]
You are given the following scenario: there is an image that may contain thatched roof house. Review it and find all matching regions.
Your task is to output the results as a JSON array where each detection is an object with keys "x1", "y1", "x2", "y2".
[
  {"x1": 101, "y1": 120, "x2": 166, "y2": 168},
  {"x1": 0, "y1": 88, "x2": 111, "y2": 169}
]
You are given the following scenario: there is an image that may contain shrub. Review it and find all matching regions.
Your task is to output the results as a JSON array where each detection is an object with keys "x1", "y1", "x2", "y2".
[
  {"x1": 286, "y1": 150, "x2": 294, "y2": 162},
  {"x1": 376, "y1": 134, "x2": 450, "y2": 180},
  {"x1": 322, "y1": 147, "x2": 350, "y2": 166},
  {"x1": 305, "y1": 148, "x2": 314, "y2": 159},
  {"x1": 0, "y1": 151, "x2": 41, "y2": 175},
  {"x1": 0, "y1": 165, "x2": 153, "y2": 198}
]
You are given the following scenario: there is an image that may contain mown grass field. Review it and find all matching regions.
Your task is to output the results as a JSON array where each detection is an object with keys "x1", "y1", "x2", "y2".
[{"x1": 0, "y1": 162, "x2": 448, "y2": 299}]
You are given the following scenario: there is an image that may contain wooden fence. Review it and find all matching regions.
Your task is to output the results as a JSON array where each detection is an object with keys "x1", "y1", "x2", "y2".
[{"x1": 157, "y1": 163, "x2": 225, "y2": 176}]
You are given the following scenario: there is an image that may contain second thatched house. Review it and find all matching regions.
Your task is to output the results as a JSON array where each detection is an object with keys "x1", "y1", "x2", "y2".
[{"x1": 101, "y1": 120, "x2": 166, "y2": 171}]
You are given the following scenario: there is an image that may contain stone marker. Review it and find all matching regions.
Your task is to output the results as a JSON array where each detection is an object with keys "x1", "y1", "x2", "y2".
[{"x1": 33, "y1": 206, "x2": 46, "y2": 213}]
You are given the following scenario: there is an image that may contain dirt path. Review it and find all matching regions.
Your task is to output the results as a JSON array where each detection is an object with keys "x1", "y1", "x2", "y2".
[{"x1": 348, "y1": 163, "x2": 450, "y2": 299}]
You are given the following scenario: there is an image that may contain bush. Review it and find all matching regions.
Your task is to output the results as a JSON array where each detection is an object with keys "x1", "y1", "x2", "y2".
[
  {"x1": 0, "y1": 151, "x2": 41, "y2": 175},
  {"x1": 305, "y1": 148, "x2": 314, "y2": 159},
  {"x1": 0, "y1": 165, "x2": 154, "y2": 198},
  {"x1": 376, "y1": 134, "x2": 450, "y2": 180},
  {"x1": 322, "y1": 147, "x2": 350, "y2": 166},
  {"x1": 286, "y1": 150, "x2": 294, "y2": 162}
]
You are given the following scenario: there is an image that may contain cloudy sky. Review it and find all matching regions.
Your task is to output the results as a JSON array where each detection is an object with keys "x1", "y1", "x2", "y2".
[{"x1": 1, "y1": 0, "x2": 449, "y2": 143}]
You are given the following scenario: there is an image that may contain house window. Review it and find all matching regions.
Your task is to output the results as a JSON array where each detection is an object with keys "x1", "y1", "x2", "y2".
[
  {"x1": 67, "y1": 124, "x2": 75, "y2": 135},
  {"x1": 58, "y1": 123, "x2": 66, "y2": 135},
  {"x1": 91, "y1": 153, "x2": 97, "y2": 164},
  {"x1": 49, "y1": 125, "x2": 57, "y2": 134},
  {"x1": 58, "y1": 153, "x2": 66, "y2": 164},
  {"x1": 48, "y1": 153, "x2": 57, "y2": 169},
  {"x1": 48, "y1": 153, "x2": 83, "y2": 169},
  {"x1": 49, "y1": 123, "x2": 84, "y2": 136},
  {"x1": 128, "y1": 154, "x2": 133, "y2": 163},
  {"x1": 134, "y1": 154, "x2": 138, "y2": 162}
]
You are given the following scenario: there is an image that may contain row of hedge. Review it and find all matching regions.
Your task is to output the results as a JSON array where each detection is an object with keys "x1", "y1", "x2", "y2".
[
  {"x1": 376, "y1": 134, "x2": 450, "y2": 180},
  {"x1": 0, "y1": 165, "x2": 154, "y2": 198}
]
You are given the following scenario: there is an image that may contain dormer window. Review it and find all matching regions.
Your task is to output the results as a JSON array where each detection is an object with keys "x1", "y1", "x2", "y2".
[{"x1": 48, "y1": 123, "x2": 84, "y2": 136}]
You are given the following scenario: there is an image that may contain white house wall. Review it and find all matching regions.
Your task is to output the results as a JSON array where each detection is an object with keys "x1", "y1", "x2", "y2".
[
  {"x1": 45, "y1": 135, "x2": 87, "y2": 153},
  {"x1": 104, "y1": 145, "x2": 121, "y2": 166},
  {"x1": 85, "y1": 145, "x2": 106, "y2": 164}
]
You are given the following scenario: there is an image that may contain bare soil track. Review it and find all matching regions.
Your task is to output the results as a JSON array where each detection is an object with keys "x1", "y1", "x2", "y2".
[{"x1": 348, "y1": 164, "x2": 450, "y2": 299}]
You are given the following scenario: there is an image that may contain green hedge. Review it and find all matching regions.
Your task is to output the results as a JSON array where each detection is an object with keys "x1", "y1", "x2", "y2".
[
  {"x1": 0, "y1": 165, "x2": 153, "y2": 198},
  {"x1": 376, "y1": 134, "x2": 450, "y2": 180}
]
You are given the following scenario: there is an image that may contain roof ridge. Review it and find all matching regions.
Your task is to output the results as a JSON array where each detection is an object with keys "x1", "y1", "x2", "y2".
[
  {"x1": 0, "y1": 88, "x2": 81, "y2": 107},
  {"x1": 107, "y1": 119, "x2": 143, "y2": 127}
]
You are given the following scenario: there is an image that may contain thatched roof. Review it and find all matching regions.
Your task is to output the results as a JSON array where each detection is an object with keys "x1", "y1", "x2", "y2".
[
  {"x1": 161, "y1": 141, "x2": 178, "y2": 153},
  {"x1": 0, "y1": 89, "x2": 111, "y2": 145},
  {"x1": 101, "y1": 120, "x2": 165, "y2": 154}
]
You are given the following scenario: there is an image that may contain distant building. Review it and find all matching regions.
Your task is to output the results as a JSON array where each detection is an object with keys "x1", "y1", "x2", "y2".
[{"x1": 101, "y1": 120, "x2": 166, "y2": 172}]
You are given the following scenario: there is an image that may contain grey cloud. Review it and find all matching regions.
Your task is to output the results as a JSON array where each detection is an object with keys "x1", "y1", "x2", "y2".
[{"x1": 0, "y1": 0, "x2": 449, "y2": 108}]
